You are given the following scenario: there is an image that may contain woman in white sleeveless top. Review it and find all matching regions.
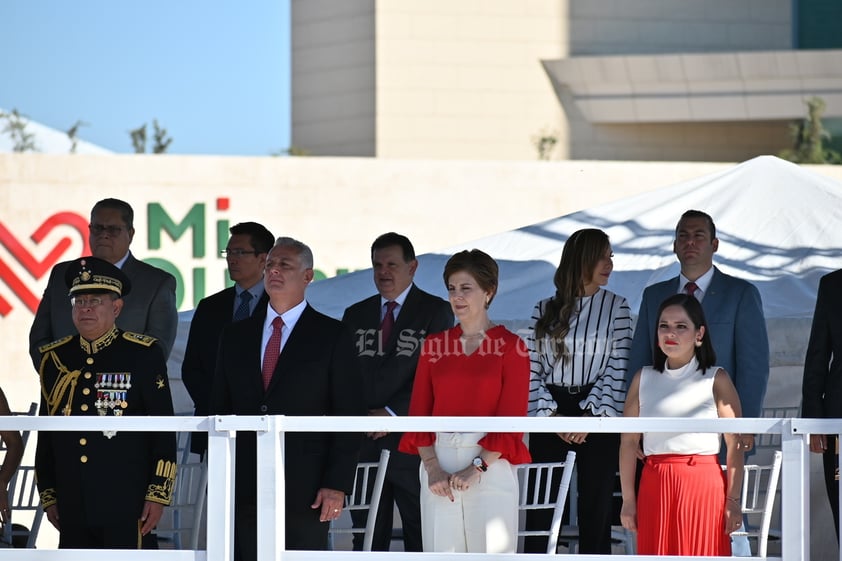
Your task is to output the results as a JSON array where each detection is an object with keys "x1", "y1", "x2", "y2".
[{"x1": 619, "y1": 293, "x2": 744, "y2": 556}]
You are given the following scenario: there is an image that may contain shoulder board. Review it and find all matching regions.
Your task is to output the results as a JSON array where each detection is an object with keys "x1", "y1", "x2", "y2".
[
  {"x1": 38, "y1": 335, "x2": 73, "y2": 353},
  {"x1": 122, "y1": 332, "x2": 158, "y2": 347}
]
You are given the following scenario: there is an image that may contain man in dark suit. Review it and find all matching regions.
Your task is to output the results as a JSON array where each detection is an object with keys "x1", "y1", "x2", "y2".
[
  {"x1": 211, "y1": 236, "x2": 364, "y2": 558},
  {"x1": 628, "y1": 210, "x2": 769, "y2": 446},
  {"x1": 35, "y1": 256, "x2": 176, "y2": 549},
  {"x1": 182, "y1": 221, "x2": 274, "y2": 456},
  {"x1": 342, "y1": 232, "x2": 453, "y2": 552},
  {"x1": 29, "y1": 198, "x2": 178, "y2": 368},
  {"x1": 802, "y1": 268, "x2": 842, "y2": 539}
]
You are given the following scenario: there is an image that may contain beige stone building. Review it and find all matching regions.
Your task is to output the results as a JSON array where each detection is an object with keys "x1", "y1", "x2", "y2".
[{"x1": 291, "y1": 0, "x2": 842, "y2": 161}]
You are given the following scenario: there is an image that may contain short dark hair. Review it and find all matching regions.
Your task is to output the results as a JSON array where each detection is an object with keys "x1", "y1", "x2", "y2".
[
  {"x1": 652, "y1": 293, "x2": 717, "y2": 373},
  {"x1": 677, "y1": 209, "x2": 716, "y2": 239},
  {"x1": 229, "y1": 222, "x2": 275, "y2": 254},
  {"x1": 91, "y1": 198, "x2": 134, "y2": 230},
  {"x1": 371, "y1": 232, "x2": 415, "y2": 262},
  {"x1": 443, "y1": 249, "x2": 499, "y2": 307}
]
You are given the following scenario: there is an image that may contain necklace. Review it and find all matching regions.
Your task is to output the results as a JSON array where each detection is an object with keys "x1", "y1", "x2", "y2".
[{"x1": 460, "y1": 331, "x2": 485, "y2": 340}]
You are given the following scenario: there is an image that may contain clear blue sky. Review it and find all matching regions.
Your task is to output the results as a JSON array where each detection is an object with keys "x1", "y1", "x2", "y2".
[{"x1": 0, "y1": 0, "x2": 291, "y2": 155}]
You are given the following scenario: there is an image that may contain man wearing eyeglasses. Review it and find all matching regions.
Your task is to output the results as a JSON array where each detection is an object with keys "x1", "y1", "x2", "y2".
[
  {"x1": 29, "y1": 198, "x2": 178, "y2": 370},
  {"x1": 182, "y1": 221, "x2": 274, "y2": 457},
  {"x1": 35, "y1": 256, "x2": 176, "y2": 549}
]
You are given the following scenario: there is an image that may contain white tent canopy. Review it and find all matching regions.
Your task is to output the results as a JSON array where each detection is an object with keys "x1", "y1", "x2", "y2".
[{"x1": 307, "y1": 155, "x2": 841, "y2": 366}]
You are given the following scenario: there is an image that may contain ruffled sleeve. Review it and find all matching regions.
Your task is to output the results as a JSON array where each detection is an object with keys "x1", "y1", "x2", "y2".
[{"x1": 477, "y1": 332, "x2": 532, "y2": 464}]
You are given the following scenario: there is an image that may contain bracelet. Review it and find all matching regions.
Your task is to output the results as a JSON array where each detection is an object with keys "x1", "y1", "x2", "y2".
[{"x1": 727, "y1": 496, "x2": 740, "y2": 504}]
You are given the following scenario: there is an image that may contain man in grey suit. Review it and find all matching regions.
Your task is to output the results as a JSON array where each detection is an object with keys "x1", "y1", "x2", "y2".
[
  {"x1": 628, "y1": 210, "x2": 769, "y2": 451},
  {"x1": 29, "y1": 198, "x2": 178, "y2": 368},
  {"x1": 342, "y1": 232, "x2": 453, "y2": 552}
]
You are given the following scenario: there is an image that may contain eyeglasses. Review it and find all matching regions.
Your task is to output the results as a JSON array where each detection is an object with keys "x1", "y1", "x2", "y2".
[
  {"x1": 89, "y1": 224, "x2": 127, "y2": 237},
  {"x1": 220, "y1": 249, "x2": 259, "y2": 258},
  {"x1": 71, "y1": 296, "x2": 111, "y2": 309}
]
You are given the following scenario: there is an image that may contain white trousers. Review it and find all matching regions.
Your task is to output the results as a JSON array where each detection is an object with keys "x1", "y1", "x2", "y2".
[{"x1": 419, "y1": 432, "x2": 518, "y2": 553}]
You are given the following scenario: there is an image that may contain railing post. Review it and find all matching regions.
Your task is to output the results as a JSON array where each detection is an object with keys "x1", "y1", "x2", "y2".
[
  {"x1": 782, "y1": 418, "x2": 810, "y2": 561},
  {"x1": 208, "y1": 416, "x2": 238, "y2": 561},
  {"x1": 256, "y1": 416, "x2": 285, "y2": 561}
]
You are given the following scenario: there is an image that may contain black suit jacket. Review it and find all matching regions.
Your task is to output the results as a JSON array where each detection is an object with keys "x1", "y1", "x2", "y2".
[
  {"x1": 182, "y1": 286, "x2": 269, "y2": 454},
  {"x1": 342, "y1": 284, "x2": 453, "y2": 465},
  {"x1": 29, "y1": 253, "x2": 178, "y2": 368},
  {"x1": 210, "y1": 303, "x2": 365, "y2": 510},
  {"x1": 803, "y1": 269, "x2": 842, "y2": 419}
]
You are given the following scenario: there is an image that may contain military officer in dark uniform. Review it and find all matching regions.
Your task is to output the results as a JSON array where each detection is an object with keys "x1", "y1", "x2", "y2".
[{"x1": 35, "y1": 256, "x2": 177, "y2": 549}]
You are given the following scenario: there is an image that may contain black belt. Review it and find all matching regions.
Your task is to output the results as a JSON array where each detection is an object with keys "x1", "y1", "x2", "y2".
[{"x1": 548, "y1": 383, "x2": 594, "y2": 396}]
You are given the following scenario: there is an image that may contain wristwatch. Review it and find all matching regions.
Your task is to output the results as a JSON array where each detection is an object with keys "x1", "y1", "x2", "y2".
[{"x1": 472, "y1": 456, "x2": 488, "y2": 472}]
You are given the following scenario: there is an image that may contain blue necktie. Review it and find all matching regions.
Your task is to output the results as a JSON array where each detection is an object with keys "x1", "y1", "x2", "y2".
[{"x1": 233, "y1": 291, "x2": 253, "y2": 321}]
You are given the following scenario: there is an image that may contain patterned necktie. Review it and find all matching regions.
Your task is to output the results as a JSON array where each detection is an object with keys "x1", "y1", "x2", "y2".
[
  {"x1": 233, "y1": 291, "x2": 253, "y2": 321},
  {"x1": 684, "y1": 281, "x2": 699, "y2": 297},
  {"x1": 381, "y1": 301, "x2": 398, "y2": 344},
  {"x1": 261, "y1": 316, "x2": 283, "y2": 390}
]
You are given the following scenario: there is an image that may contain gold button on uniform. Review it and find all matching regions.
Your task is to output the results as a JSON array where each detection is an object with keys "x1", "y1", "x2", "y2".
[
  {"x1": 80, "y1": 455, "x2": 88, "y2": 463},
  {"x1": 80, "y1": 404, "x2": 88, "y2": 412},
  {"x1": 79, "y1": 438, "x2": 87, "y2": 446},
  {"x1": 86, "y1": 357, "x2": 94, "y2": 365},
  {"x1": 82, "y1": 388, "x2": 91, "y2": 395},
  {"x1": 84, "y1": 372, "x2": 92, "y2": 379}
]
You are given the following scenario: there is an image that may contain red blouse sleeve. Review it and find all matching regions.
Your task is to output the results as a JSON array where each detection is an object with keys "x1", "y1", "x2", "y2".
[
  {"x1": 398, "y1": 337, "x2": 436, "y2": 455},
  {"x1": 478, "y1": 334, "x2": 532, "y2": 464}
]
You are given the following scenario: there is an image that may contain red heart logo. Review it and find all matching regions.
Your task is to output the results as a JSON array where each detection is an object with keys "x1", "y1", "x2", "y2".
[{"x1": 0, "y1": 212, "x2": 90, "y2": 315}]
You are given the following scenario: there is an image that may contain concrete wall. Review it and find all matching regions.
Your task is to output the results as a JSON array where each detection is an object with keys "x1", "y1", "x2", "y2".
[
  {"x1": 373, "y1": 0, "x2": 568, "y2": 160},
  {"x1": 291, "y1": 0, "x2": 376, "y2": 156}
]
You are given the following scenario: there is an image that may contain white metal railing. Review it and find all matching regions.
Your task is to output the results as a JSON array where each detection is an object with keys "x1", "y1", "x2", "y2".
[{"x1": 1, "y1": 414, "x2": 840, "y2": 561}]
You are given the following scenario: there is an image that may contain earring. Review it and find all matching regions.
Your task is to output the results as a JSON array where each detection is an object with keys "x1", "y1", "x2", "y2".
[{"x1": 695, "y1": 340, "x2": 702, "y2": 347}]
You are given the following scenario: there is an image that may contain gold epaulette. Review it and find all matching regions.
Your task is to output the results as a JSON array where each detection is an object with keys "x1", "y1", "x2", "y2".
[
  {"x1": 122, "y1": 332, "x2": 158, "y2": 347},
  {"x1": 38, "y1": 335, "x2": 73, "y2": 354}
]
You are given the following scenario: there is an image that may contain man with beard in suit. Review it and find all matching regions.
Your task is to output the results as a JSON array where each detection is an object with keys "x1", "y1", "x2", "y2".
[
  {"x1": 211, "y1": 236, "x2": 364, "y2": 558},
  {"x1": 29, "y1": 198, "x2": 178, "y2": 367},
  {"x1": 342, "y1": 232, "x2": 453, "y2": 551},
  {"x1": 182, "y1": 221, "x2": 274, "y2": 456}
]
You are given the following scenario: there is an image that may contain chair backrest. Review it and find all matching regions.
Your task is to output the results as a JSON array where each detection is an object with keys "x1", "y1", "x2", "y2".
[
  {"x1": 328, "y1": 448, "x2": 390, "y2": 552},
  {"x1": 726, "y1": 450, "x2": 783, "y2": 558},
  {"x1": 516, "y1": 450, "x2": 577, "y2": 554},
  {"x1": 756, "y1": 406, "x2": 799, "y2": 450},
  {"x1": 156, "y1": 459, "x2": 209, "y2": 550},
  {"x1": 3, "y1": 466, "x2": 44, "y2": 548},
  {"x1": 1, "y1": 402, "x2": 42, "y2": 548}
]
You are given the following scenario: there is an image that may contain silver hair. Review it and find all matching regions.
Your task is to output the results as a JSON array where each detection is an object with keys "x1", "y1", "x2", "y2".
[{"x1": 273, "y1": 236, "x2": 314, "y2": 269}]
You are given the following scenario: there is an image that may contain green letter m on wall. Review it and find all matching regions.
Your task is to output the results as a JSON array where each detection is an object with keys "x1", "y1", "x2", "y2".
[{"x1": 148, "y1": 203, "x2": 206, "y2": 257}]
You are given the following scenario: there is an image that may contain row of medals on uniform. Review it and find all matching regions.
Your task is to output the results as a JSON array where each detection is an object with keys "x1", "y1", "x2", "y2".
[{"x1": 94, "y1": 373, "x2": 131, "y2": 438}]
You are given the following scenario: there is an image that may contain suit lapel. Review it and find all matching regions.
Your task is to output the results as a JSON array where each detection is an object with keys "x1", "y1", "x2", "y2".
[
  {"x1": 247, "y1": 306, "x2": 269, "y2": 395},
  {"x1": 701, "y1": 267, "x2": 724, "y2": 318}
]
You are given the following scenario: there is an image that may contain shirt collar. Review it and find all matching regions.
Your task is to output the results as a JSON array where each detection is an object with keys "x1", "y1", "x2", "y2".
[
  {"x1": 264, "y1": 298, "x2": 307, "y2": 333},
  {"x1": 679, "y1": 266, "x2": 714, "y2": 297},
  {"x1": 380, "y1": 283, "x2": 413, "y2": 309},
  {"x1": 113, "y1": 251, "x2": 131, "y2": 269}
]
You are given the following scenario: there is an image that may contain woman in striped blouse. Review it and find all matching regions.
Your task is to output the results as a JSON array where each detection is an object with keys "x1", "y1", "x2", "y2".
[{"x1": 522, "y1": 228, "x2": 632, "y2": 554}]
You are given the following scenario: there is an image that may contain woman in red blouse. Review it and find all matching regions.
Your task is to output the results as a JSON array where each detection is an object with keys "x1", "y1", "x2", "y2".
[{"x1": 399, "y1": 249, "x2": 531, "y2": 553}]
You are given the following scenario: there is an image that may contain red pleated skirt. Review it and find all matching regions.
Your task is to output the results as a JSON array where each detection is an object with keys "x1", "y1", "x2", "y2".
[{"x1": 637, "y1": 454, "x2": 731, "y2": 556}]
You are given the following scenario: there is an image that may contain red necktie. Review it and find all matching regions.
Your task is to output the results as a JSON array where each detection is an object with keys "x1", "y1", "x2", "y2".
[
  {"x1": 684, "y1": 281, "x2": 699, "y2": 297},
  {"x1": 381, "y1": 301, "x2": 398, "y2": 344},
  {"x1": 262, "y1": 316, "x2": 283, "y2": 390}
]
